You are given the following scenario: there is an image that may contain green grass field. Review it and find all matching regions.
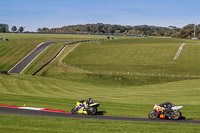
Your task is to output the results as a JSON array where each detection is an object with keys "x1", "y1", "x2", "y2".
[
  {"x1": 63, "y1": 38, "x2": 200, "y2": 77},
  {"x1": 1, "y1": 34, "x2": 200, "y2": 132}
]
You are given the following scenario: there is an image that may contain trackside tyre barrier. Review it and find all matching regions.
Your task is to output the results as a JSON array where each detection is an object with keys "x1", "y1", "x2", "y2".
[{"x1": 32, "y1": 40, "x2": 104, "y2": 76}]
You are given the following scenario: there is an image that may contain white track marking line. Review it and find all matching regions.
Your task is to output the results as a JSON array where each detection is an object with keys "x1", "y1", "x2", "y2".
[
  {"x1": 37, "y1": 42, "x2": 45, "y2": 47},
  {"x1": 18, "y1": 107, "x2": 45, "y2": 110},
  {"x1": 173, "y1": 43, "x2": 186, "y2": 60},
  {"x1": 19, "y1": 45, "x2": 51, "y2": 74},
  {"x1": 0, "y1": 104, "x2": 71, "y2": 113}
]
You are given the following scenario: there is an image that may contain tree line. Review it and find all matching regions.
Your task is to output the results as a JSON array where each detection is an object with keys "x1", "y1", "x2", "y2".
[
  {"x1": 0, "y1": 24, "x2": 24, "y2": 33},
  {"x1": 179, "y1": 24, "x2": 200, "y2": 39},
  {"x1": 37, "y1": 23, "x2": 199, "y2": 39},
  {"x1": 1, "y1": 23, "x2": 200, "y2": 39},
  {"x1": 38, "y1": 23, "x2": 181, "y2": 37}
]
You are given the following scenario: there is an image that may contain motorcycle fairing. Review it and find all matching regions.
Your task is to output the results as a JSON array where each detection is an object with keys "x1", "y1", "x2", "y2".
[
  {"x1": 154, "y1": 105, "x2": 164, "y2": 114},
  {"x1": 76, "y1": 101, "x2": 88, "y2": 114},
  {"x1": 171, "y1": 106, "x2": 183, "y2": 111},
  {"x1": 153, "y1": 105, "x2": 168, "y2": 119}
]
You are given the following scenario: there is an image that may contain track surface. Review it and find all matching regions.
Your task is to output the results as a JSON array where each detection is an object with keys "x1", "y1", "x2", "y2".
[
  {"x1": 8, "y1": 41, "x2": 69, "y2": 74},
  {"x1": 0, "y1": 106, "x2": 200, "y2": 124}
]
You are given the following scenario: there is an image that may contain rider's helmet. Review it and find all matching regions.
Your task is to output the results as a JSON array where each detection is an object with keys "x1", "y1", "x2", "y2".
[
  {"x1": 86, "y1": 98, "x2": 94, "y2": 104},
  {"x1": 165, "y1": 101, "x2": 174, "y2": 108}
]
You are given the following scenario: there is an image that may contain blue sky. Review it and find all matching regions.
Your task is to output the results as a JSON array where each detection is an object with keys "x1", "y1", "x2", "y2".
[{"x1": 0, "y1": 0, "x2": 199, "y2": 31}]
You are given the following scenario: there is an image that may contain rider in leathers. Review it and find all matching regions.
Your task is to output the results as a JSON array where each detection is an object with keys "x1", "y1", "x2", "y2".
[
  {"x1": 79, "y1": 98, "x2": 94, "y2": 108},
  {"x1": 159, "y1": 102, "x2": 174, "y2": 116}
]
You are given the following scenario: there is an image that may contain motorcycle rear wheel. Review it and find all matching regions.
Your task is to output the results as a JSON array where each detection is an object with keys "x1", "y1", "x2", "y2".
[
  {"x1": 171, "y1": 111, "x2": 182, "y2": 120},
  {"x1": 148, "y1": 111, "x2": 158, "y2": 119},
  {"x1": 87, "y1": 107, "x2": 97, "y2": 115}
]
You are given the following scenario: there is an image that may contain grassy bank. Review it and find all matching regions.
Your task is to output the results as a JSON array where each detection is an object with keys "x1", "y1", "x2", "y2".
[{"x1": 63, "y1": 38, "x2": 200, "y2": 77}]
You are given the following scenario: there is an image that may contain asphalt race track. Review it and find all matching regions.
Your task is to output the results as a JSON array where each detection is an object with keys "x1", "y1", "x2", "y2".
[
  {"x1": 0, "y1": 106, "x2": 200, "y2": 124},
  {"x1": 8, "y1": 41, "x2": 69, "y2": 74}
]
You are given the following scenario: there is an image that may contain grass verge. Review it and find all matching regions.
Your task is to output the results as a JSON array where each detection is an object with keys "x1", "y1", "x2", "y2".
[{"x1": 0, "y1": 114, "x2": 200, "y2": 133}]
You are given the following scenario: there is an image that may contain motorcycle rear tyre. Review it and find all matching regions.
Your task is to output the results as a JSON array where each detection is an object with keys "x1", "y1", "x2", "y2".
[
  {"x1": 171, "y1": 111, "x2": 182, "y2": 120},
  {"x1": 87, "y1": 107, "x2": 97, "y2": 115},
  {"x1": 148, "y1": 111, "x2": 158, "y2": 119}
]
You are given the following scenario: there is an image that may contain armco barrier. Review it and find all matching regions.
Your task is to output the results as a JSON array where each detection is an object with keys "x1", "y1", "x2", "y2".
[{"x1": 32, "y1": 40, "x2": 104, "y2": 76}]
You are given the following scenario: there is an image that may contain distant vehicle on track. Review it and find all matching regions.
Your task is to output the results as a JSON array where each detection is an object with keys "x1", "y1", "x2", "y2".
[{"x1": 148, "y1": 102, "x2": 183, "y2": 120}]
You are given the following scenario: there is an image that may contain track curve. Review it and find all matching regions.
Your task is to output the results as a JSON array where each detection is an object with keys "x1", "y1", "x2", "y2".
[
  {"x1": 0, "y1": 106, "x2": 200, "y2": 124},
  {"x1": 8, "y1": 41, "x2": 69, "y2": 74}
]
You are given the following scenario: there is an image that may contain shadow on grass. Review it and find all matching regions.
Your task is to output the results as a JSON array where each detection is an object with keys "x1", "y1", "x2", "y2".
[
  {"x1": 97, "y1": 111, "x2": 106, "y2": 115},
  {"x1": 179, "y1": 116, "x2": 186, "y2": 120}
]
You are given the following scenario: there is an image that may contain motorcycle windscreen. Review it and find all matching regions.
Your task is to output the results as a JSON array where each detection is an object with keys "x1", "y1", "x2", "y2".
[{"x1": 89, "y1": 103, "x2": 100, "y2": 107}]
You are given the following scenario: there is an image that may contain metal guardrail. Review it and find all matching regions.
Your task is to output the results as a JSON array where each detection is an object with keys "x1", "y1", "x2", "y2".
[{"x1": 32, "y1": 39, "x2": 104, "y2": 76}]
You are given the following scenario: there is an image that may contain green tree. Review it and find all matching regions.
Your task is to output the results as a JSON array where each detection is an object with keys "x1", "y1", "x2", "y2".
[
  {"x1": 11, "y1": 26, "x2": 17, "y2": 32},
  {"x1": 179, "y1": 24, "x2": 194, "y2": 39},
  {"x1": 0, "y1": 23, "x2": 9, "y2": 33},
  {"x1": 18, "y1": 27, "x2": 24, "y2": 33},
  {"x1": 41, "y1": 27, "x2": 49, "y2": 32},
  {"x1": 114, "y1": 30, "x2": 121, "y2": 34},
  {"x1": 171, "y1": 32, "x2": 180, "y2": 38},
  {"x1": 37, "y1": 28, "x2": 42, "y2": 32}
]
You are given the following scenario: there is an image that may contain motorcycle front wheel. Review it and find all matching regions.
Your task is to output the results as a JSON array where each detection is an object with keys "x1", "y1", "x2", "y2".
[
  {"x1": 71, "y1": 107, "x2": 78, "y2": 114},
  {"x1": 148, "y1": 111, "x2": 158, "y2": 119},
  {"x1": 171, "y1": 111, "x2": 182, "y2": 120}
]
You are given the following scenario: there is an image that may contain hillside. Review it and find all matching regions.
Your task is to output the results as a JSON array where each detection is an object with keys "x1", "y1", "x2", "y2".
[
  {"x1": 0, "y1": 33, "x2": 104, "y2": 71},
  {"x1": 31, "y1": 37, "x2": 200, "y2": 86},
  {"x1": 1, "y1": 34, "x2": 200, "y2": 132}
]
